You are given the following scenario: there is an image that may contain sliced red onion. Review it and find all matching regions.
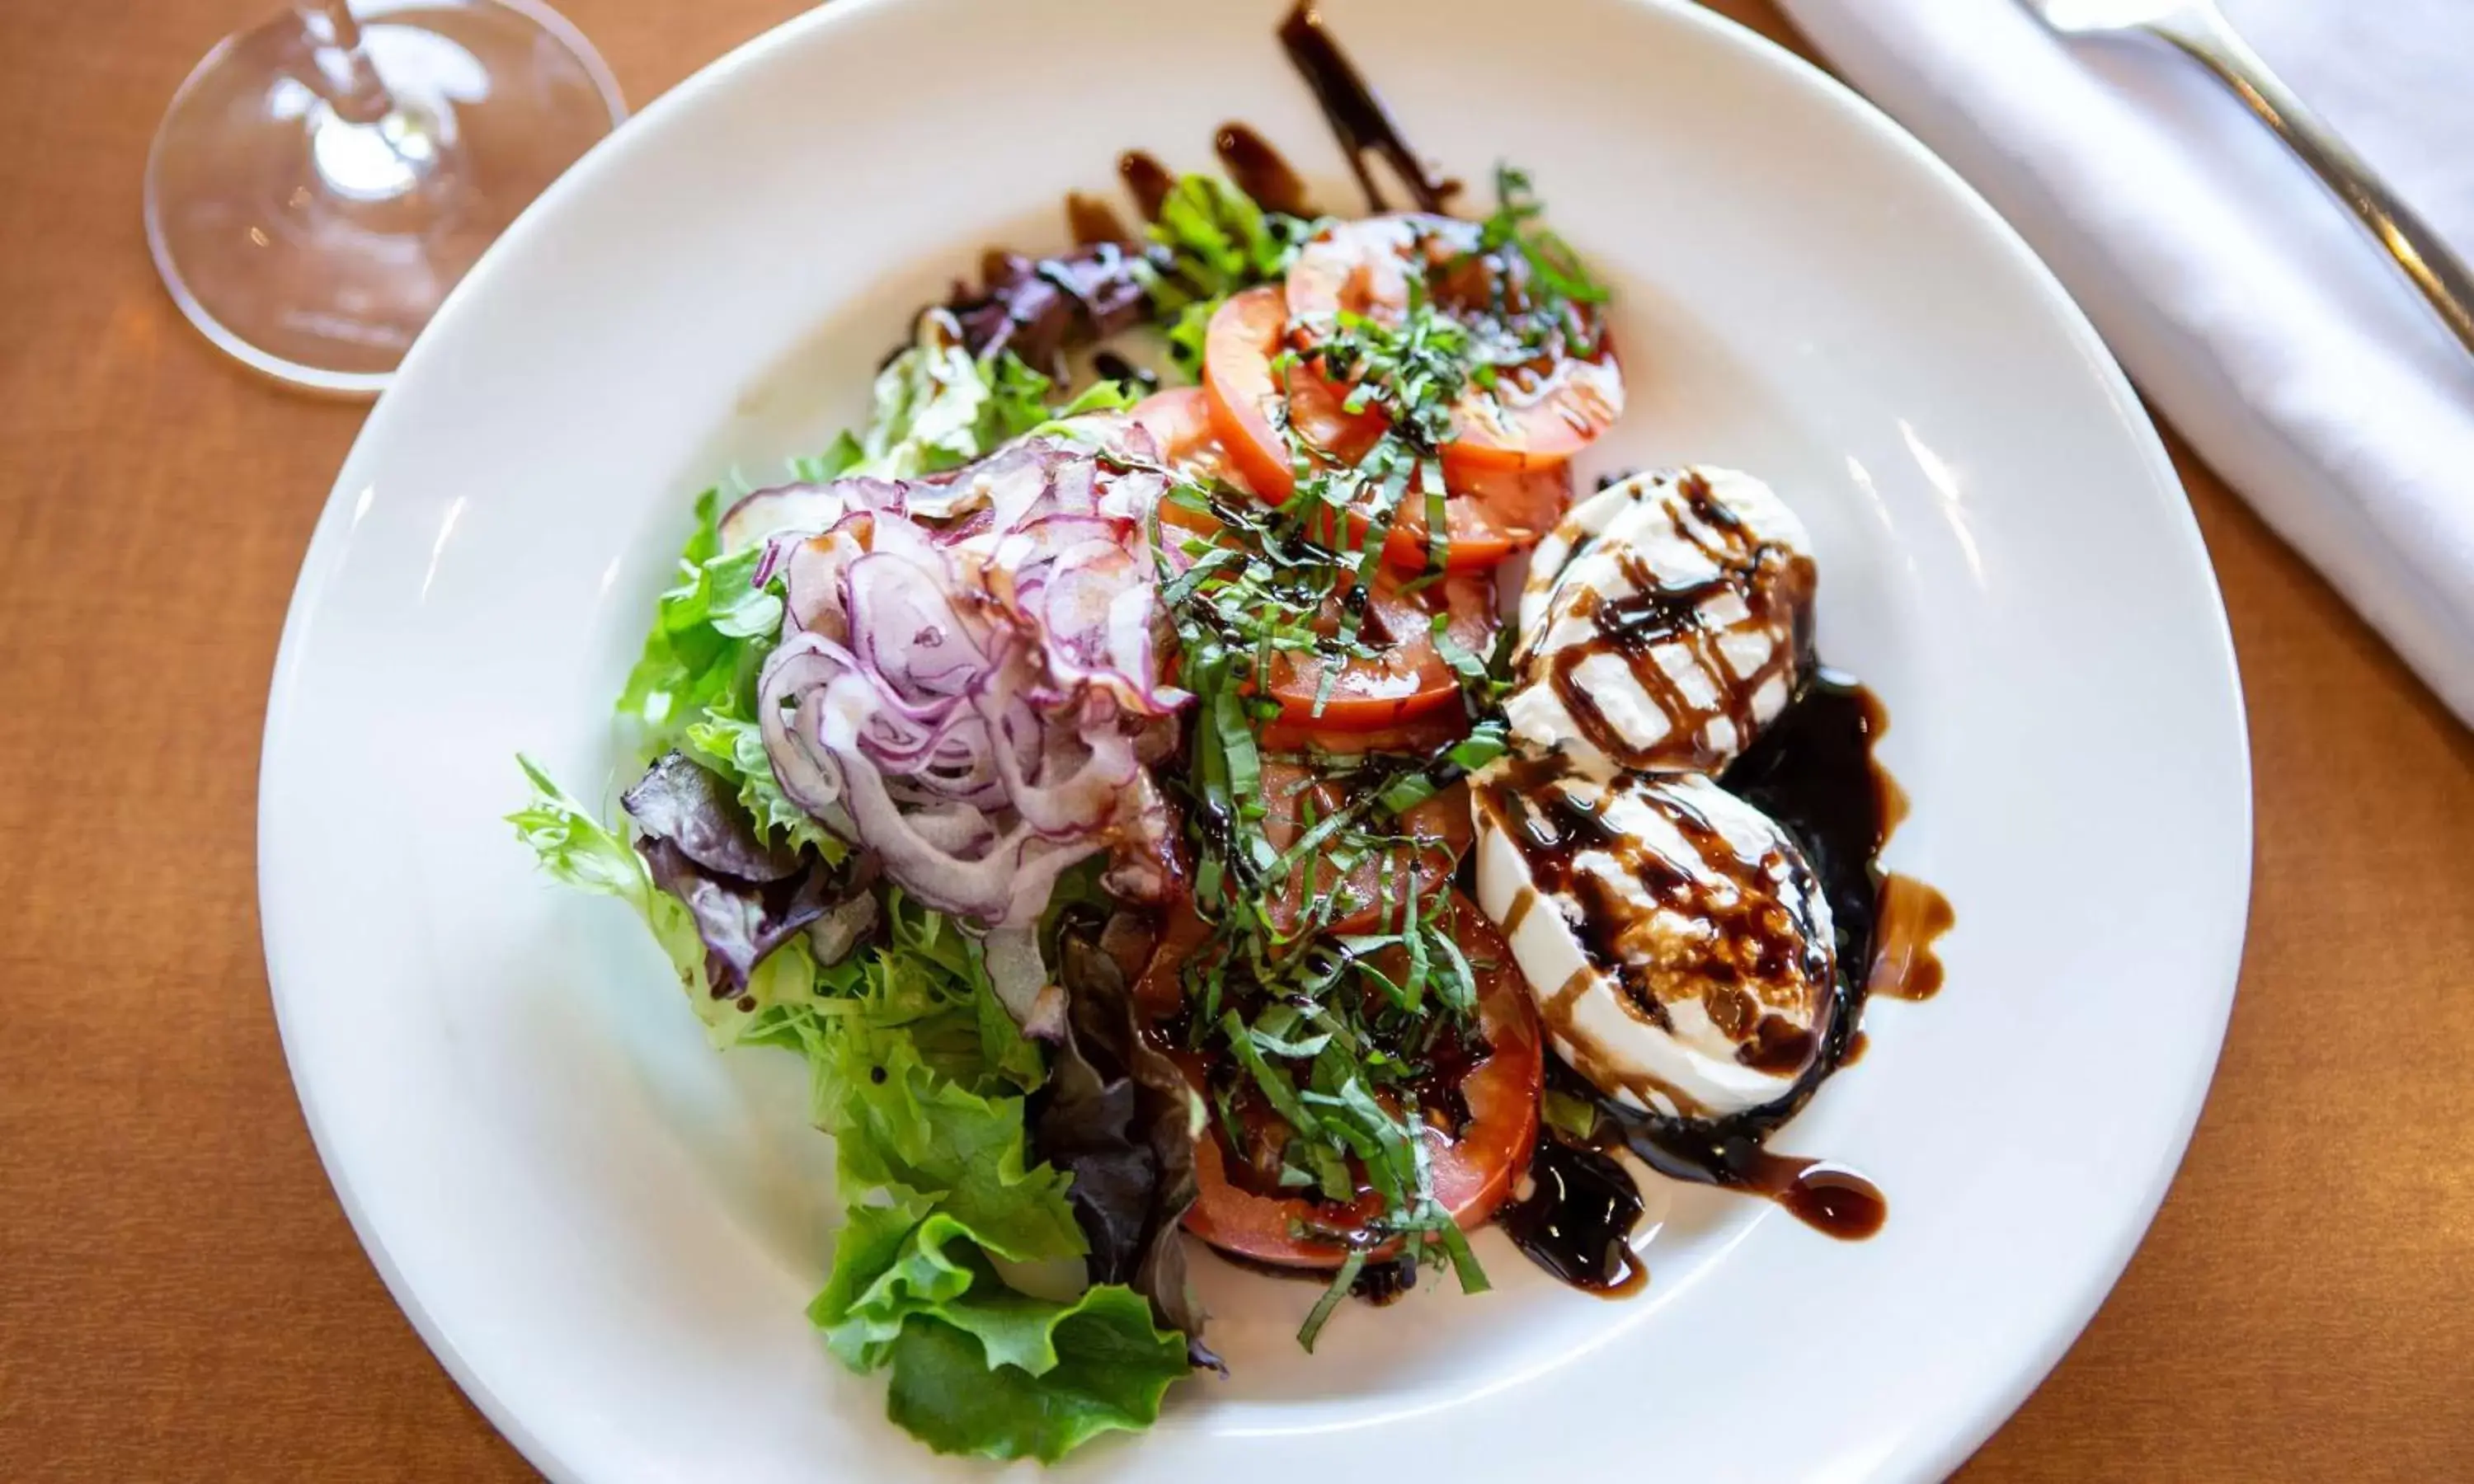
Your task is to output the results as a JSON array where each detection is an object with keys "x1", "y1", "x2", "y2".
[
  {"x1": 776, "y1": 528, "x2": 853, "y2": 635},
  {"x1": 755, "y1": 434, "x2": 1192, "y2": 940},
  {"x1": 1046, "y1": 458, "x2": 1100, "y2": 519},
  {"x1": 721, "y1": 485, "x2": 844, "y2": 557},
  {"x1": 724, "y1": 476, "x2": 907, "y2": 559},
  {"x1": 910, "y1": 440, "x2": 1051, "y2": 523},
  {"x1": 756, "y1": 634, "x2": 856, "y2": 833},
  {"x1": 984, "y1": 923, "x2": 1065, "y2": 1040},
  {"x1": 970, "y1": 662, "x2": 1140, "y2": 840},
  {"x1": 1098, "y1": 772, "x2": 1181, "y2": 906},
  {"x1": 1099, "y1": 468, "x2": 1167, "y2": 524},
  {"x1": 806, "y1": 889, "x2": 881, "y2": 967},
  {"x1": 844, "y1": 551, "x2": 990, "y2": 700},
  {"x1": 980, "y1": 515, "x2": 1185, "y2": 718}
]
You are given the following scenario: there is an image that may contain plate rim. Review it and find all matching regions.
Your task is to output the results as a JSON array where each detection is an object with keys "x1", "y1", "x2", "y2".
[{"x1": 256, "y1": 1, "x2": 2255, "y2": 1479}]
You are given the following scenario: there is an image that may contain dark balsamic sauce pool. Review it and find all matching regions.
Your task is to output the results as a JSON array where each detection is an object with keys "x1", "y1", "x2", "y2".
[
  {"x1": 1501, "y1": 1139, "x2": 1649, "y2": 1294},
  {"x1": 1500, "y1": 673, "x2": 1953, "y2": 1290}
]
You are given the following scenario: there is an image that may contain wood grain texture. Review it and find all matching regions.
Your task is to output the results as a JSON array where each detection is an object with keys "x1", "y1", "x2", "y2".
[{"x1": 0, "y1": 1, "x2": 2466, "y2": 1478}]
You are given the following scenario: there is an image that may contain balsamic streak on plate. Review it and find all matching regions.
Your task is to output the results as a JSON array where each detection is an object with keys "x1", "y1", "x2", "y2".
[
  {"x1": 1214, "y1": 123, "x2": 1313, "y2": 217},
  {"x1": 1502, "y1": 675, "x2": 1954, "y2": 1290},
  {"x1": 1501, "y1": 1139, "x2": 1649, "y2": 1294},
  {"x1": 1277, "y1": 2, "x2": 1456, "y2": 212},
  {"x1": 1117, "y1": 149, "x2": 1174, "y2": 222}
]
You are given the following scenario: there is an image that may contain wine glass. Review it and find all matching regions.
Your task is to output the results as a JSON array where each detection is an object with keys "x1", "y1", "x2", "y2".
[{"x1": 143, "y1": 1, "x2": 626, "y2": 397}]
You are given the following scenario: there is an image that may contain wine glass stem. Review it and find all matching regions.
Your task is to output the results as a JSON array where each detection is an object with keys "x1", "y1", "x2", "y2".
[{"x1": 295, "y1": 2, "x2": 394, "y2": 125}]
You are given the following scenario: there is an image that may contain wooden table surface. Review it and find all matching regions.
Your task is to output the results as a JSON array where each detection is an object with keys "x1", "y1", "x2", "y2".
[{"x1": 3, "y1": 1, "x2": 2468, "y2": 1477}]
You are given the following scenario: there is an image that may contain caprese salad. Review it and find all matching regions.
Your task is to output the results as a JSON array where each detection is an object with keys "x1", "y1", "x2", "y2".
[{"x1": 510, "y1": 11, "x2": 1936, "y2": 1469}]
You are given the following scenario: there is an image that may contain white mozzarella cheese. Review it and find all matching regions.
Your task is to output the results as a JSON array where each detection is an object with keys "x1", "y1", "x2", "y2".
[
  {"x1": 1470, "y1": 761, "x2": 1837, "y2": 1120},
  {"x1": 1507, "y1": 467, "x2": 1815, "y2": 776}
]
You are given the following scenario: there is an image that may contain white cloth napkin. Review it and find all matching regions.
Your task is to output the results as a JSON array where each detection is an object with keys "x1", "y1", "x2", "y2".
[{"x1": 1773, "y1": 0, "x2": 2474, "y2": 725}]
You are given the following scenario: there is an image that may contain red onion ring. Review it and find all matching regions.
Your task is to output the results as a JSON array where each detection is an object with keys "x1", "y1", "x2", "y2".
[{"x1": 755, "y1": 434, "x2": 1189, "y2": 931}]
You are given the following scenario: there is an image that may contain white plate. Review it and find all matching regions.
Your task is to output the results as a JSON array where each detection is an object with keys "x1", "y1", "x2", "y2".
[{"x1": 257, "y1": 0, "x2": 2251, "y2": 1478}]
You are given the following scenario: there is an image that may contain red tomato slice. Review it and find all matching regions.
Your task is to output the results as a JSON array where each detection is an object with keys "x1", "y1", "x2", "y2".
[
  {"x1": 1130, "y1": 386, "x2": 1245, "y2": 491},
  {"x1": 1285, "y1": 214, "x2": 1475, "y2": 330},
  {"x1": 1141, "y1": 383, "x2": 1498, "y2": 721},
  {"x1": 1257, "y1": 710, "x2": 1472, "y2": 758},
  {"x1": 1263, "y1": 567, "x2": 1498, "y2": 730},
  {"x1": 1131, "y1": 386, "x2": 1246, "y2": 583},
  {"x1": 1134, "y1": 895, "x2": 1545, "y2": 1268},
  {"x1": 1260, "y1": 764, "x2": 1472, "y2": 937},
  {"x1": 1203, "y1": 285, "x2": 1385, "y2": 505},
  {"x1": 1201, "y1": 226, "x2": 1602, "y2": 571},
  {"x1": 1283, "y1": 213, "x2": 1623, "y2": 507},
  {"x1": 1342, "y1": 460, "x2": 1575, "y2": 573},
  {"x1": 1438, "y1": 350, "x2": 1625, "y2": 478}
]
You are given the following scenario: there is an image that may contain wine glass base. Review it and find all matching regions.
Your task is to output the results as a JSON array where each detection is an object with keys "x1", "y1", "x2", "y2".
[{"x1": 143, "y1": 0, "x2": 624, "y2": 397}]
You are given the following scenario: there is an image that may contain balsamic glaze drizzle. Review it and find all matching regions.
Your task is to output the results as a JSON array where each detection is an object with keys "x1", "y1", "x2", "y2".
[
  {"x1": 1117, "y1": 149, "x2": 1174, "y2": 221},
  {"x1": 1544, "y1": 472, "x2": 1820, "y2": 777},
  {"x1": 1065, "y1": 191, "x2": 1133, "y2": 247},
  {"x1": 1214, "y1": 123, "x2": 1313, "y2": 217},
  {"x1": 1503, "y1": 673, "x2": 1945, "y2": 1281},
  {"x1": 1277, "y1": 3, "x2": 1451, "y2": 213},
  {"x1": 1503, "y1": 1140, "x2": 1649, "y2": 1294}
]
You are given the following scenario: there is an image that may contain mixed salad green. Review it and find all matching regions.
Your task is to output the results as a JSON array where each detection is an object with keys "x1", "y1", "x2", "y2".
[{"x1": 511, "y1": 178, "x2": 1301, "y2": 1463}]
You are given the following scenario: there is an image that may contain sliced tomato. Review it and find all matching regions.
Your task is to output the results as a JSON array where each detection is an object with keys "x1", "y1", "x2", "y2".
[
  {"x1": 1134, "y1": 895, "x2": 1545, "y2": 1268},
  {"x1": 1263, "y1": 567, "x2": 1498, "y2": 730},
  {"x1": 1438, "y1": 351, "x2": 1624, "y2": 479},
  {"x1": 1285, "y1": 214, "x2": 1476, "y2": 330},
  {"x1": 1141, "y1": 383, "x2": 1498, "y2": 720},
  {"x1": 1203, "y1": 285, "x2": 1384, "y2": 505},
  {"x1": 1198, "y1": 221, "x2": 1599, "y2": 571},
  {"x1": 1257, "y1": 710, "x2": 1472, "y2": 758},
  {"x1": 1131, "y1": 387, "x2": 1245, "y2": 582},
  {"x1": 1130, "y1": 386, "x2": 1245, "y2": 491},
  {"x1": 1282, "y1": 213, "x2": 1624, "y2": 493},
  {"x1": 1260, "y1": 763, "x2": 1472, "y2": 937},
  {"x1": 1342, "y1": 460, "x2": 1575, "y2": 573}
]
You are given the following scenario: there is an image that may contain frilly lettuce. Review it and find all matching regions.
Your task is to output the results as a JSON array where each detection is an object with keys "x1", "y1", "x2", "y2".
[
  {"x1": 512, "y1": 275, "x2": 1230, "y2": 1463},
  {"x1": 796, "y1": 897, "x2": 1188, "y2": 1460},
  {"x1": 508, "y1": 757, "x2": 825, "y2": 1045},
  {"x1": 1137, "y1": 173, "x2": 1316, "y2": 378},
  {"x1": 511, "y1": 763, "x2": 1188, "y2": 1460}
]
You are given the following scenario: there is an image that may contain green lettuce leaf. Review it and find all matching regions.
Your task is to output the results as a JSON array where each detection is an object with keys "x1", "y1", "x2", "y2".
[
  {"x1": 796, "y1": 895, "x2": 1079, "y2": 1356},
  {"x1": 614, "y1": 489, "x2": 775, "y2": 757},
  {"x1": 681, "y1": 711, "x2": 840, "y2": 859},
  {"x1": 1139, "y1": 173, "x2": 1314, "y2": 378},
  {"x1": 811, "y1": 1026, "x2": 1082, "y2": 1265},
  {"x1": 883, "y1": 1281, "x2": 1188, "y2": 1464},
  {"x1": 508, "y1": 756, "x2": 703, "y2": 983},
  {"x1": 807, "y1": 1200, "x2": 977, "y2": 1369},
  {"x1": 848, "y1": 310, "x2": 1060, "y2": 481},
  {"x1": 783, "y1": 891, "x2": 1195, "y2": 1461},
  {"x1": 509, "y1": 756, "x2": 664, "y2": 908},
  {"x1": 788, "y1": 430, "x2": 865, "y2": 485},
  {"x1": 806, "y1": 894, "x2": 1047, "y2": 1098},
  {"x1": 508, "y1": 757, "x2": 823, "y2": 1046}
]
